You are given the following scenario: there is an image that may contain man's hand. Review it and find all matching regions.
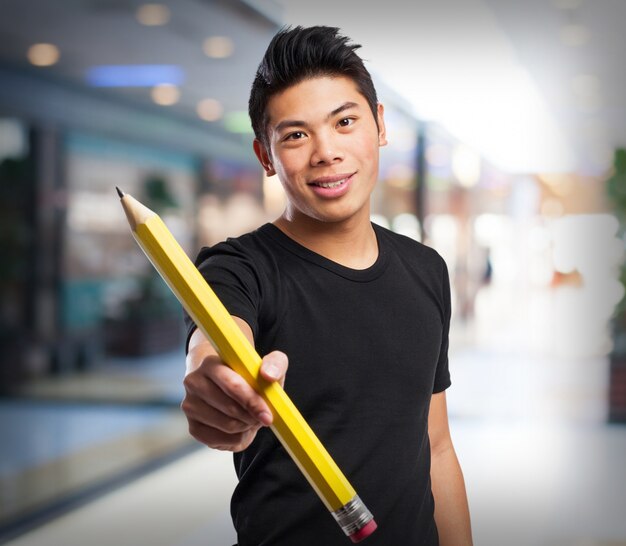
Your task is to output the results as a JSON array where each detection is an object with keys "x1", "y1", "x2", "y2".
[{"x1": 181, "y1": 320, "x2": 288, "y2": 452}]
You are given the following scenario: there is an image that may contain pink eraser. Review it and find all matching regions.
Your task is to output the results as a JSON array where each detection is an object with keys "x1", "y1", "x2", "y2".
[{"x1": 348, "y1": 519, "x2": 378, "y2": 543}]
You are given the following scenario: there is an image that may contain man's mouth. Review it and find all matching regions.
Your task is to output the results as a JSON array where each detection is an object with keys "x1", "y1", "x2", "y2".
[
  {"x1": 312, "y1": 178, "x2": 349, "y2": 189},
  {"x1": 308, "y1": 173, "x2": 354, "y2": 188}
]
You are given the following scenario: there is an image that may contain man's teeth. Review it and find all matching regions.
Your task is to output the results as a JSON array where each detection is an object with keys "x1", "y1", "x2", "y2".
[{"x1": 316, "y1": 178, "x2": 347, "y2": 188}]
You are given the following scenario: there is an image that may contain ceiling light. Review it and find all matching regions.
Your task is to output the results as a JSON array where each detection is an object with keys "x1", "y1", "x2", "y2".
[
  {"x1": 27, "y1": 43, "x2": 60, "y2": 67},
  {"x1": 86, "y1": 65, "x2": 184, "y2": 87},
  {"x1": 151, "y1": 83, "x2": 180, "y2": 105},
  {"x1": 203, "y1": 36, "x2": 234, "y2": 59},
  {"x1": 197, "y1": 98, "x2": 223, "y2": 122},
  {"x1": 136, "y1": 3, "x2": 171, "y2": 26}
]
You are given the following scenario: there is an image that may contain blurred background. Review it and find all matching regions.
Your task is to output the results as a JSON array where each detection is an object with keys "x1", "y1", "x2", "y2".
[{"x1": 1, "y1": 0, "x2": 625, "y2": 545}]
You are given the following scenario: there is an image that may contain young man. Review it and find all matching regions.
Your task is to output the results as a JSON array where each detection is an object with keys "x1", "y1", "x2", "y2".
[{"x1": 182, "y1": 26, "x2": 472, "y2": 545}]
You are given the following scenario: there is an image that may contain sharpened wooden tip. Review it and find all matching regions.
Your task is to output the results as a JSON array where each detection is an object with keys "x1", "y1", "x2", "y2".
[{"x1": 116, "y1": 186, "x2": 124, "y2": 198}]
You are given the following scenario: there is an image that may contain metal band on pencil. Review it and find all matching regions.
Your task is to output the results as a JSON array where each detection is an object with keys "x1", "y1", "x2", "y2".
[{"x1": 332, "y1": 495, "x2": 375, "y2": 537}]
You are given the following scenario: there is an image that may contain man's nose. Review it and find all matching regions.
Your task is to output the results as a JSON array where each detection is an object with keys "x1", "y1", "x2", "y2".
[{"x1": 310, "y1": 132, "x2": 344, "y2": 166}]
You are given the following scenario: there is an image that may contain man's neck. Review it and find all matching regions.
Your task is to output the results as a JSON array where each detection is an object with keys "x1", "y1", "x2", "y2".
[{"x1": 273, "y1": 209, "x2": 378, "y2": 270}]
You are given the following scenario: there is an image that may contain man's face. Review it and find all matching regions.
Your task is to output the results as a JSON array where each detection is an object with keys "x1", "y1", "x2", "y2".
[{"x1": 254, "y1": 75, "x2": 387, "y2": 225}]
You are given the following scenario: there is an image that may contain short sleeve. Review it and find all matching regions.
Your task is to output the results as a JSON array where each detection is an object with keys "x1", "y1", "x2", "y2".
[
  {"x1": 432, "y1": 257, "x2": 452, "y2": 393},
  {"x1": 183, "y1": 241, "x2": 262, "y2": 353}
]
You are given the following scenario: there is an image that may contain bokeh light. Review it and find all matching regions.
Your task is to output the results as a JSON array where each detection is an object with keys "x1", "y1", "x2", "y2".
[
  {"x1": 136, "y1": 3, "x2": 171, "y2": 26},
  {"x1": 27, "y1": 43, "x2": 60, "y2": 66}
]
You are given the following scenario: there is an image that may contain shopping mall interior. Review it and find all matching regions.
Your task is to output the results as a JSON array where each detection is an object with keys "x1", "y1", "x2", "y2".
[{"x1": 1, "y1": 1, "x2": 626, "y2": 545}]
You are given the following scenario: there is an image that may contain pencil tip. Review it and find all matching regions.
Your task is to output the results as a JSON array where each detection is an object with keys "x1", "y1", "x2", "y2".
[{"x1": 116, "y1": 186, "x2": 124, "y2": 198}]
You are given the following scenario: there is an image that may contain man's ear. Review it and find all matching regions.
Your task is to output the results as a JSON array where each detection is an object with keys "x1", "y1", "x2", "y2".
[
  {"x1": 376, "y1": 103, "x2": 388, "y2": 147},
  {"x1": 253, "y1": 139, "x2": 276, "y2": 176}
]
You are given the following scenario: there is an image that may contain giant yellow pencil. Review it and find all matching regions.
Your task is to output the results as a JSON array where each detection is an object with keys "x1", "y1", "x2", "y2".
[{"x1": 117, "y1": 188, "x2": 376, "y2": 542}]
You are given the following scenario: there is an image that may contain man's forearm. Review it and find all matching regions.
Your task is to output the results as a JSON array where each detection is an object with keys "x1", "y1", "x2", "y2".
[{"x1": 431, "y1": 445, "x2": 473, "y2": 545}]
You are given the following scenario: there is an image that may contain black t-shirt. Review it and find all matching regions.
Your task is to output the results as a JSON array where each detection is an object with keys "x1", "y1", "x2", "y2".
[{"x1": 184, "y1": 223, "x2": 451, "y2": 546}]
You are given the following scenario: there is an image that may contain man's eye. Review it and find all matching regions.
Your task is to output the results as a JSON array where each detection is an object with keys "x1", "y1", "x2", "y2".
[
  {"x1": 285, "y1": 131, "x2": 305, "y2": 140},
  {"x1": 338, "y1": 118, "x2": 354, "y2": 127}
]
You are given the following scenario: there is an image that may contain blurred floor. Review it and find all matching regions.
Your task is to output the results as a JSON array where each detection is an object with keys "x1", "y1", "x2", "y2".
[
  {"x1": 1, "y1": 283, "x2": 626, "y2": 545},
  {"x1": 0, "y1": 348, "x2": 194, "y2": 542},
  {"x1": 2, "y1": 448, "x2": 238, "y2": 546}
]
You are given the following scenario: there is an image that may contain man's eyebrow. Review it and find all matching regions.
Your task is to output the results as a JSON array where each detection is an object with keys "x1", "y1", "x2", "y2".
[
  {"x1": 274, "y1": 119, "x2": 307, "y2": 133},
  {"x1": 273, "y1": 102, "x2": 361, "y2": 134},
  {"x1": 327, "y1": 101, "x2": 359, "y2": 120}
]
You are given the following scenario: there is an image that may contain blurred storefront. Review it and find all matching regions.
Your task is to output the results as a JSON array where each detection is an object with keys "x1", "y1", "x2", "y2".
[
  {"x1": 0, "y1": 119, "x2": 37, "y2": 389},
  {"x1": 63, "y1": 132, "x2": 198, "y2": 359}
]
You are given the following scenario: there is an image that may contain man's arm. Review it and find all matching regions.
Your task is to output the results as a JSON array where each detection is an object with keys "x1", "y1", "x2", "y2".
[{"x1": 428, "y1": 391, "x2": 473, "y2": 545}]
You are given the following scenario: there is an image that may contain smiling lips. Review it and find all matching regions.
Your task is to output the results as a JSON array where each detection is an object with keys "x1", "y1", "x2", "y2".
[{"x1": 308, "y1": 173, "x2": 355, "y2": 189}]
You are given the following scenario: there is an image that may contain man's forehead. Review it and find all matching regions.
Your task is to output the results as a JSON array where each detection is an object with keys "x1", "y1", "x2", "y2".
[{"x1": 266, "y1": 76, "x2": 365, "y2": 127}]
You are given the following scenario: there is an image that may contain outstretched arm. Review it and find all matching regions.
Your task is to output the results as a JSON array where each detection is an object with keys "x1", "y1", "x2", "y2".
[{"x1": 428, "y1": 391, "x2": 473, "y2": 545}]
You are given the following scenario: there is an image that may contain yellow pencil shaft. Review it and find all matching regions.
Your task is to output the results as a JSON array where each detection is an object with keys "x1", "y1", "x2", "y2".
[{"x1": 132, "y1": 212, "x2": 356, "y2": 511}]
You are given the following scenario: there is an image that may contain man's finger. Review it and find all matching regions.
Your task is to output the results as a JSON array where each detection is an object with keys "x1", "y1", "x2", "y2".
[
  {"x1": 209, "y1": 363, "x2": 274, "y2": 425},
  {"x1": 260, "y1": 351, "x2": 288, "y2": 383},
  {"x1": 188, "y1": 420, "x2": 261, "y2": 452},
  {"x1": 181, "y1": 394, "x2": 257, "y2": 434},
  {"x1": 184, "y1": 373, "x2": 261, "y2": 426}
]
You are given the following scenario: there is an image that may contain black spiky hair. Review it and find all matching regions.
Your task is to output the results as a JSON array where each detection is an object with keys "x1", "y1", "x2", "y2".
[{"x1": 248, "y1": 25, "x2": 379, "y2": 147}]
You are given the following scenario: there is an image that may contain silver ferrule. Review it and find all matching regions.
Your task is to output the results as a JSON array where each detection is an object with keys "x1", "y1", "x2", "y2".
[{"x1": 331, "y1": 495, "x2": 374, "y2": 537}]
